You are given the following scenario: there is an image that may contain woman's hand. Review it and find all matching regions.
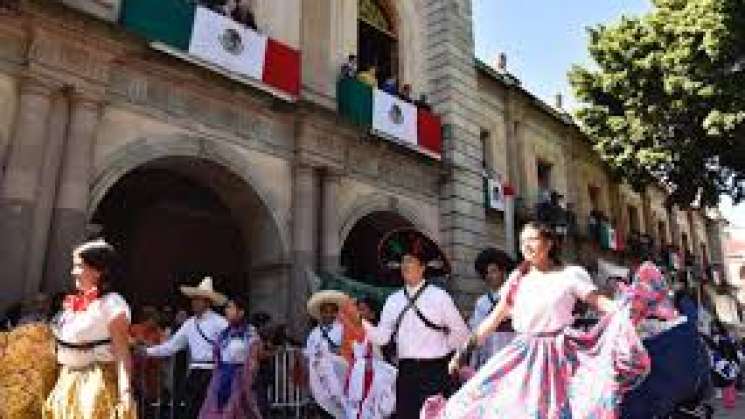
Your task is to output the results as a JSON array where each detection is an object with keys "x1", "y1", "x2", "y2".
[{"x1": 448, "y1": 352, "x2": 462, "y2": 376}]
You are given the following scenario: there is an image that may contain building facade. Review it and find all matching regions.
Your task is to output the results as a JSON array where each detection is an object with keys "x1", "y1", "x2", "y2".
[{"x1": 0, "y1": 0, "x2": 729, "y2": 330}]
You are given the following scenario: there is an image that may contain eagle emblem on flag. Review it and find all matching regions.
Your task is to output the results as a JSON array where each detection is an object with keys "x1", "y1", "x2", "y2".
[
  {"x1": 218, "y1": 27, "x2": 244, "y2": 55},
  {"x1": 388, "y1": 103, "x2": 404, "y2": 125}
]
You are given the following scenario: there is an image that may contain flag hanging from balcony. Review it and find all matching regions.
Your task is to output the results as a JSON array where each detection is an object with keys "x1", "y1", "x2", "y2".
[
  {"x1": 337, "y1": 78, "x2": 443, "y2": 159},
  {"x1": 600, "y1": 222, "x2": 619, "y2": 251},
  {"x1": 372, "y1": 89, "x2": 418, "y2": 146},
  {"x1": 121, "y1": 2, "x2": 300, "y2": 98}
]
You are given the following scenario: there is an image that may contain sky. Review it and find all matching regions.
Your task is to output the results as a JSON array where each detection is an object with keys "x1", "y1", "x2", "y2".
[{"x1": 472, "y1": 0, "x2": 744, "y2": 227}]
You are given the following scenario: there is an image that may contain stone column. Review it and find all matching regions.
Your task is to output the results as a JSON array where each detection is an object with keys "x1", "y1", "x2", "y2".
[
  {"x1": 0, "y1": 77, "x2": 57, "y2": 307},
  {"x1": 43, "y1": 93, "x2": 101, "y2": 293},
  {"x1": 25, "y1": 93, "x2": 71, "y2": 295},
  {"x1": 289, "y1": 164, "x2": 317, "y2": 336},
  {"x1": 425, "y1": 0, "x2": 486, "y2": 308},
  {"x1": 320, "y1": 169, "x2": 341, "y2": 273}
]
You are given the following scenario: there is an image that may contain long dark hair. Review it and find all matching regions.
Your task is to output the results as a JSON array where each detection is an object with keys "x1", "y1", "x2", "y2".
[
  {"x1": 74, "y1": 239, "x2": 124, "y2": 294},
  {"x1": 518, "y1": 221, "x2": 563, "y2": 274}
]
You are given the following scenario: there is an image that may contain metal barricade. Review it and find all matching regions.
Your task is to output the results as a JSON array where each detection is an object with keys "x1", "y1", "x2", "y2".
[
  {"x1": 268, "y1": 346, "x2": 310, "y2": 418},
  {"x1": 133, "y1": 354, "x2": 178, "y2": 419},
  {"x1": 132, "y1": 347, "x2": 309, "y2": 419}
]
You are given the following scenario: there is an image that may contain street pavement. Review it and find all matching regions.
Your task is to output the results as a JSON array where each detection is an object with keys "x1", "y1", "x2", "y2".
[{"x1": 711, "y1": 395, "x2": 745, "y2": 418}]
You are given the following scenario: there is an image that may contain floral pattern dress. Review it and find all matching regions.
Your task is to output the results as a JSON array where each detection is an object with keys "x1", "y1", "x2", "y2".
[{"x1": 422, "y1": 264, "x2": 657, "y2": 419}]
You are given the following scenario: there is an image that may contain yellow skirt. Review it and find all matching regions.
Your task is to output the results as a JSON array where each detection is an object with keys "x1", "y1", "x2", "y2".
[
  {"x1": 43, "y1": 363, "x2": 136, "y2": 419},
  {"x1": 0, "y1": 324, "x2": 58, "y2": 419}
]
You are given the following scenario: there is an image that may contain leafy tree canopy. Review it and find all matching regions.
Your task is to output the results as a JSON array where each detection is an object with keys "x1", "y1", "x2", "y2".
[{"x1": 570, "y1": 0, "x2": 745, "y2": 208}]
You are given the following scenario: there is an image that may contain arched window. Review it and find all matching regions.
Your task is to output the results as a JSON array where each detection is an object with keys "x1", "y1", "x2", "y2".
[{"x1": 358, "y1": 0, "x2": 398, "y2": 85}]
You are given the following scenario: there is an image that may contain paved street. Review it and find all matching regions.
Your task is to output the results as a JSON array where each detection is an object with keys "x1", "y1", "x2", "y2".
[{"x1": 711, "y1": 396, "x2": 745, "y2": 418}]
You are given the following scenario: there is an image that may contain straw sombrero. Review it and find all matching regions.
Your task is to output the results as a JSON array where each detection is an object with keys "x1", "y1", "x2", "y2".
[
  {"x1": 180, "y1": 277, "x2": 227, "y2": 306},
  {"x1": 306, "y1": 290, "x2": 349, "y2": 321}
]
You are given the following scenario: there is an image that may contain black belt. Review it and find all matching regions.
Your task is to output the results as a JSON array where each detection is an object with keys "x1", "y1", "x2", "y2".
[
  {"x1": 398, "y1": 354, "x2": 450, "y2": 367},
  {"x1": 56, "y1": 337, "x2": 111, "y2": 350}
]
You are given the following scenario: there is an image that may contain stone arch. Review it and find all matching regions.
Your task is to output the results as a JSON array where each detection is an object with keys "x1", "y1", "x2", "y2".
[
  {"x1": 339, "y1": 192, "x2": 437, "y2": 245},
  {"x1": 89, "y1": 134, "x2": 290, "y2": 258}
]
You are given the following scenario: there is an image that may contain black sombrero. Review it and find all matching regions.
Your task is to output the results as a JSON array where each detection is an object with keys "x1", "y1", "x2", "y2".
[{"x1": 378, "y1": 228, "x2": 451, "y2": 279}]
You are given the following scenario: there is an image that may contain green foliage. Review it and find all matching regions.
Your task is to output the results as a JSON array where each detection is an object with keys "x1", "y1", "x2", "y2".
[{"x1": 570, "y1": 0, "x2": 745, "y2": 207}]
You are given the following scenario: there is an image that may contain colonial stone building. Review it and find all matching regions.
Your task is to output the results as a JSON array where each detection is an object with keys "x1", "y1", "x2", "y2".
[
  {"x1": 0, "y1": 0, "x2": 727, "y2": 330},
  {"x1": 0, "y1": 0, "x2": 488, "y2": 331}
]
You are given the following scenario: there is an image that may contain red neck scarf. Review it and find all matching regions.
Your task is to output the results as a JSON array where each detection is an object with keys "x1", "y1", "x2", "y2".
[{"x1": 64, "y1": 287, "x2": 100, "y2": 312}]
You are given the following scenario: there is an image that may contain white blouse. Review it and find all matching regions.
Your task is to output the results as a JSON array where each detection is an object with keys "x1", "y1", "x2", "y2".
[
  {"x1": 500, "y1": 265, "x2": 597, "y2": 334},
  {"x1": 55, "y1": 292, "x2": 131, "y2": 367}
]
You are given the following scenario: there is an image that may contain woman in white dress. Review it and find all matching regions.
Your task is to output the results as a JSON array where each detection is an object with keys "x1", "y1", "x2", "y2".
[{"x1": 44, "y1": 239, "x2": 135, "y2": 419}]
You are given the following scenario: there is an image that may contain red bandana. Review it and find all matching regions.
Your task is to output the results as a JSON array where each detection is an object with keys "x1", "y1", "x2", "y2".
[{"x1": 64, "y1": 287, "x2": 100, "y2": 312}]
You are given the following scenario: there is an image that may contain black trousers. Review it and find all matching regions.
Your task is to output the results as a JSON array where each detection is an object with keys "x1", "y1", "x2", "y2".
[
  {"x1": 395, "y1": 355, "x2": 452, "y2": 419},
  {"x1": 179, "y1": 368, "x2": 213, "y2": 419}
]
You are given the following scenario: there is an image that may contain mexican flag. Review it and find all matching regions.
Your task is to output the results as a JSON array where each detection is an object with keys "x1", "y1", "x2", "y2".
[
  {"x1": 600, "y1": 222, "x2": 620, "y2": 251},
  {"x1": 337, "y1": 78, "x2": 443, "y2": 159},
  {"x1": 372, "y1": 89, "x2": 418, "y2": 147},
  {"x1": 121, "y1": 2, "x2": 300, "y2": 98}
]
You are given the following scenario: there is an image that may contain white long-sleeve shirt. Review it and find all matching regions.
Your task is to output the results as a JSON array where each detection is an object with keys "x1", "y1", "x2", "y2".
[
  {"x1": 146, "y1": 309, "x2": 228, "y2": 369},
  {"x1": 365, "y1": 282, "x2": 469, "y2": 360},
  {"x1": 304, "y1": 321, "x2": 343, "y2": 357}
]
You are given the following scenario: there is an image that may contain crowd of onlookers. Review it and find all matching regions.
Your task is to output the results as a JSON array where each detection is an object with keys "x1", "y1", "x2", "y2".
[
  {"x1": 0, "y1": 294, "x2": 301, "y2": 418},
  {"x1": 339, "y1": 54, "x2": 433, "y2": 111}
]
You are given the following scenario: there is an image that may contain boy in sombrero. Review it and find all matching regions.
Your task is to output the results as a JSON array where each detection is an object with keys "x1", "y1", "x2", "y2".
[
  {"x1": 304, "y1": 290, "x2": 348, "y2": 417},
  {"x1": 143, "y1": 277, "x2": 228, "y2": 419}
]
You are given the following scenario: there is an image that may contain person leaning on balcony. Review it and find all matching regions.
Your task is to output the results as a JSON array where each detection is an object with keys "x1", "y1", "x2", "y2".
[
  {"x1": 357, "y1": 65, "x2": 378, "y2": 88},
  {"x1": 415, "y1": 94, "x2": 432, "y2": 111},
  {"x1": 381, "y1": 76, "x2": 398, "y2": 95},
  {"x1": 399, "y1": 84, "x2": 413, "y2": 103},
  {"x1": 340, "y1": 54, "x2": 358, "y2": 79}
]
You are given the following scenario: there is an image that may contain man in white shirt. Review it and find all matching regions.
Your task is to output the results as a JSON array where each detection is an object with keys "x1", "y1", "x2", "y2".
[
  {"x1": 364, "y1": 230, "x2": 469, "y2": 418},
  {"x1": 143, "y1": 277, "x2": 228, "y2": 419},
  {"x1": 470, "y1": 247, "x2": 516, "y2": 369}
]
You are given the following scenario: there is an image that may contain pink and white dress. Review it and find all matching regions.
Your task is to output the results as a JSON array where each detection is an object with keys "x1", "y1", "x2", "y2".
[{"x1": 422, "y1": 265, "x2": 651, "y2": 419}]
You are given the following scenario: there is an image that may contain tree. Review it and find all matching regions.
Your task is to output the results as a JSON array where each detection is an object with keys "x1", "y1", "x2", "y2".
[{"x1": 570, "y1": 0, "x2": 745, "y2": 208}]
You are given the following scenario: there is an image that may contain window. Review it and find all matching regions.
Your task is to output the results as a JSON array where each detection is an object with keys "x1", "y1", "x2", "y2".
[
  {"x1": 627, "y1": 205, "x2": 640, "y2": 233},
  {"x1": 657, "y1": 221, "x2": 667, "y2": 246},
  {"x1": 536, "y1": 160, "x2": 552, "y2": 203},
  {"x1": 681, "y1": 233, "x2": 690, "y2": 254},
  {"x1": 481, "y1": 130, "x2": 493, "y2": 173},
  {"x1": 588, "y1": 185, "x2": 600, "y2": 213},
  {"x1": 358, "y1": 0, "x2": 397, "y2": 85}
]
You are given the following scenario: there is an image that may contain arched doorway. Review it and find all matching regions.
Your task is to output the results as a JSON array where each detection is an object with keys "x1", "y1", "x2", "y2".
[
  {"x1": 91, "y1": 156, "x2": 285, "y2": 314},
  {"x1": 340, "y1": 211, "x2": 413, "y2": 287}
]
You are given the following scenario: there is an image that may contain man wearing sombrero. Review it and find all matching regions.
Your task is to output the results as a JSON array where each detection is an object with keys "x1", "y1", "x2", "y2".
[
  {"x1": 361, "y1": 229, "x2": 469, "y2": 418},
  {"x1": 143, "y1": 276, "x2": 228, "y2": 419}
]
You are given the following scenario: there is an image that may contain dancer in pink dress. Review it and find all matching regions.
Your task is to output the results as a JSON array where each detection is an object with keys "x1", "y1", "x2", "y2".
[{"x1": 422, "y1": 222, "x2": 651, "y2": 419}]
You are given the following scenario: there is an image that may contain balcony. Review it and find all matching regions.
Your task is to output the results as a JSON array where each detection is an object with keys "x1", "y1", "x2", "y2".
[
  {"x1": 337, "y1": 77, "x2": 443, "y2": 160},
  {"x1": 120, "y1": 0, "x2": 300, "y2": 101}
]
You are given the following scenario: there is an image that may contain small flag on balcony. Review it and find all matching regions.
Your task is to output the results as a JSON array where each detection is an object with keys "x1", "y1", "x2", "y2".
[{"x1": 600, "y1": 223, "x2": 619, "y2": 251}]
